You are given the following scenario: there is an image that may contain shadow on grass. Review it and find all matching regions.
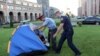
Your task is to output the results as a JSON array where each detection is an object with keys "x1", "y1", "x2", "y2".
[{"x1": 2, "y1": 26, "x2": 16, "y2": 29}]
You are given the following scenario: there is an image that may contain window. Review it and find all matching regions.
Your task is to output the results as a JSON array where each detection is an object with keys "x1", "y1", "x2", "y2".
[
  {"x1": 15, "y1": 7, "x2": 21, "y2": 10},
  {"x1": 29, "y1": 3, "x2": 33, "y2": 6},
  {"x1": 22, "y1": 8, "x2": 27, "y2": 10},
  {"x1": 40, "y1": 5, "x2": 42, "y2": 7},
  {"x1": 7, "y1": 0, "x2": 13, "y2": 3},
  {"x1": 22, "y1": 8, "x2": 25, "y2": 10},
  {"x1": 0, "y1": 4, "x2": 3, "y2": 9},
  {"x1": 34, "y1": 4, "x2": 38, "y2": 7},
  {"x1": 7, "y1": 5, "x2": 9, "y2": 9},
  {"x1": 0, "y1": 0, "x2": 3, "y2": 1},
  {"x1": 16, "y1": 1, "x2": 21, "y2": 4},
  {"x1": 23, "y1": 2, "x2": 27, "y2": 5},
  {"x1": 8, "y1": 6, "x2": 14, "y2": 10},
  {"x1": 29, "y1": 8, "x2": 33, "y2": 10},
  {"x1": 37, "y1": 5, "x2": 41, "y2": 7}
]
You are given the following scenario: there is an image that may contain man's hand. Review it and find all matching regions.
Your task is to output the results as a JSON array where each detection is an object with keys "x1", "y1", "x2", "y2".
[
  {"x1": 38, "y1": 25, "x2": 44, "y2": 30},
  {"x1": 53, "y1": 23, "x2": 64, "y2": 38},
  {"x1": 53, "y1": 33, "x2": 57, "y2": 38}
]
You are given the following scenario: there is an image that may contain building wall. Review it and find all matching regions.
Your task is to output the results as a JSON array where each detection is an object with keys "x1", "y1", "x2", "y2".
[
  {"x1": 78, "y1": 0, "x2": 82, "y2": 16},
  {"x1": 78, "y1": 0, "x2": 100, "y2": 16},
  {"x1": 0, "y1": 0, "x2": 42, "y2": 24},
  {"x1": 96, "y1": 0, "x2": 99, "y2": 15},
  {"x1": 37, "y1": 0, "x2": 49, "y2": 17}
]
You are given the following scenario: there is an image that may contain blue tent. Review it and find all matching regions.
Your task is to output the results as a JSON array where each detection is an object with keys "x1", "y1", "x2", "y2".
[{"x1": 10, "y1": 25, "x2": 48, "y2": 56}]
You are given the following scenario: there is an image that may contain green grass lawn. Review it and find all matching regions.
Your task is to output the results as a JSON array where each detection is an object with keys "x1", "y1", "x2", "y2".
[{"x1": 0, "y1": 25, "x2": 100, "y2": 56}]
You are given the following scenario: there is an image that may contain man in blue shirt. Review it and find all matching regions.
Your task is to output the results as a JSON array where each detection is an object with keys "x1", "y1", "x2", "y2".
[
  {"x1": 38, "y1": 15, "x2": 57, "y2": 51},
  {"x1": 54, "y1": 11, "x2": 81, "y2": 56}
]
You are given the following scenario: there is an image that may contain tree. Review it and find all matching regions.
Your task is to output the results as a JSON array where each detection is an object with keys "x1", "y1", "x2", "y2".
[{"x1": 9, "y1": 12, "x2": 14, "y2": 28}]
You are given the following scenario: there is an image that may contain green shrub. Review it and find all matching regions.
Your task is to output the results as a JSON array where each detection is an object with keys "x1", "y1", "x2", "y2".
[{"x1": 77, "y1": 22, "x2": 82, "y2": 27}]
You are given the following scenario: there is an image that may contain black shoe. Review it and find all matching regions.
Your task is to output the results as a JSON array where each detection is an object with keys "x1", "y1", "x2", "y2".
[
  {"x1": 55, "y1": 49, "x2": 60, "y2": 54},
  {"x1": 75, "y1": 55, "x2": 81, "y2": 56},
  {"x1": 75, "y1": 53, "x2": 81, "y2": 56},
  {"x1": 55, "y1": 53, "x2": 60, "y2": 56}
]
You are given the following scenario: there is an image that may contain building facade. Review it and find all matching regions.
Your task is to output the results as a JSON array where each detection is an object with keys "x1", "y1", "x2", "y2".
[
  {"x1": 49, "y1": 7, "x2": 59, "y2": 18},
  {"x1": 0, "y1": 0, "x2": 42, "y2": 24},
  {"x1": 78, "y1": 0, "x2": 100, "y2": 17},
  {"x1": 37, "y1": 0, "x2": 49, "y2": 17}
]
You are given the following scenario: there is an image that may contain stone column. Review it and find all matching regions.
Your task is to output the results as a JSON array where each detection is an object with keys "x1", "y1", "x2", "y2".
[{"x1": 21, "y1": 12, "x2": 25, "y2": 21}]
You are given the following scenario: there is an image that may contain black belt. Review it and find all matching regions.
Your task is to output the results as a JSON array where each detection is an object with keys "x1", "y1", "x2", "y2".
[{"x1": 49, "y1": 28, "x2": 57, "y2": 31}]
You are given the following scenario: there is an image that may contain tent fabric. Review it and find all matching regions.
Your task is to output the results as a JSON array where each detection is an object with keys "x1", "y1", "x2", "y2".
[{"x1": 10, "y1": 25, "x2": 48, "y2": 56}]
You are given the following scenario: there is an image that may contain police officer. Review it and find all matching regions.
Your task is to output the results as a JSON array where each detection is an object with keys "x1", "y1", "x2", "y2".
[
  {"x1": 54, "y1": 11, "x2": 81, "y2": 56},
  {"x1": 38, "y1": 15, "x2": 57, "y2": 51}
]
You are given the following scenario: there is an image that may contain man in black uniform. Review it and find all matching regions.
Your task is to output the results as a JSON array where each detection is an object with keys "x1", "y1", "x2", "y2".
[{"x1": 54, "y1": 11, "x2": 81, "y2": 56}]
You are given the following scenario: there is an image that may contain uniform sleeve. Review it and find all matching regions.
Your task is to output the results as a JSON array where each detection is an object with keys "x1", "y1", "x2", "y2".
[{"x1": 43, "y1": 20, "x2": 49, "y2": 26}]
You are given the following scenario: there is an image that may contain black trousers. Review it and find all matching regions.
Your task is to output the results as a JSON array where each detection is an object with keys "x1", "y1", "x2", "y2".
[
  {"x1": 56, "y1": 31, "x2": 81, "y2": 55},
  {"x1": 48, "y1": 28, "x2": 57, "y2": 50}
]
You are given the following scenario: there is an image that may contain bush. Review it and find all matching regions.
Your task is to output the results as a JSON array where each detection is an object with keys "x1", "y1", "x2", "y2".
[{"x1": 77, "y1": 22, "x2": 82, "y2": 27}]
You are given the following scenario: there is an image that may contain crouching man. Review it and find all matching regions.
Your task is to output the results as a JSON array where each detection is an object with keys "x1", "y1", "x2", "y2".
[{"x1": 37, "y1": 15, "x2": 57, "y2": 51}]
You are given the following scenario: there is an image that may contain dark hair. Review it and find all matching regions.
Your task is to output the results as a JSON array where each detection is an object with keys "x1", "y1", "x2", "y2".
[{"x1": 37, "y1": 15, "x2": 45, "y2": 20}]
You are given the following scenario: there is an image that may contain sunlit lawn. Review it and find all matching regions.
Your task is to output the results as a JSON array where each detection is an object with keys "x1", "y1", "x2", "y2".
[{"x1": 0, "y1": 25, "x2": 100, "y2": 56}]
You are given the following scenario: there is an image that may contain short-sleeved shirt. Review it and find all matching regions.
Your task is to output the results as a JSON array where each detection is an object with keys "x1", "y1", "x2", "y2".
[
  {"x1": 61, "y1": 16, "x2": 73, "y2": 32},
  {"x1": 42, "y1": 17, "x2": 56, "y2": 30}
]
